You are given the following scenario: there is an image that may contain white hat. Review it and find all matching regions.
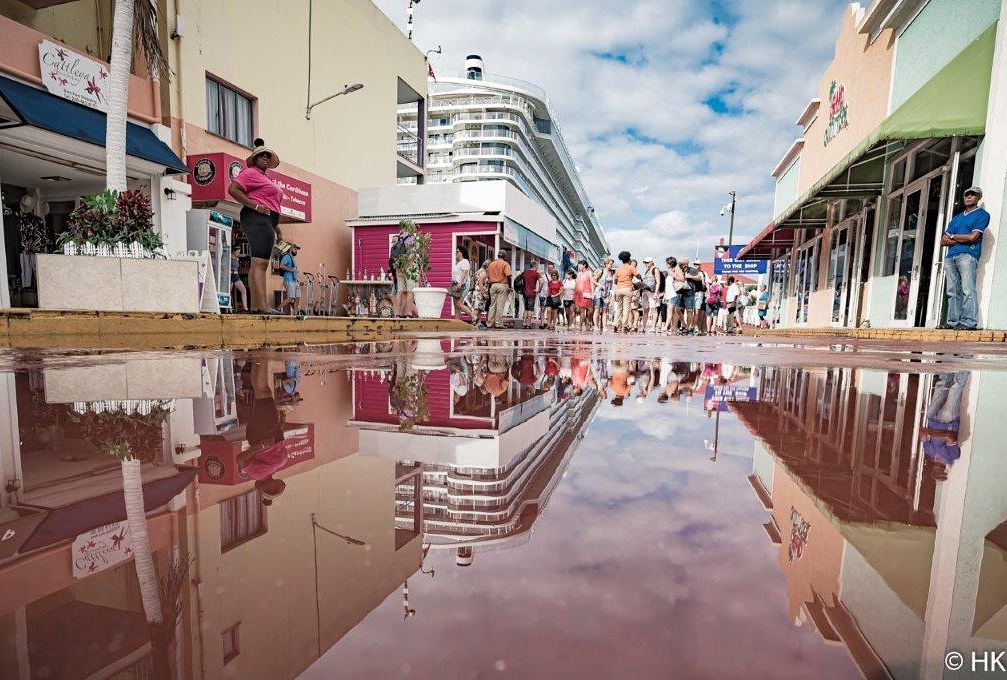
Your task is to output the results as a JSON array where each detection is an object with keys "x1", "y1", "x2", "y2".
[{"x1": 246, "y1": 138, "x2": 280, "y2": 169}]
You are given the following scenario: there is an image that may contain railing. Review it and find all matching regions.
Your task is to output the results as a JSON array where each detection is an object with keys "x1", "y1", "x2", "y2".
[
  {"x1": 454, "y1": 111, "x2": 523, "y2": 125},
  {"x1": 454, "y1": 129, "x2": 521, "y2": 142},
  {"x1": 454, "y1": 147, "x2": 517, "y2": 160},
  {"x1": 396, "y1": 123, "x2": 422, "y2": 166}
]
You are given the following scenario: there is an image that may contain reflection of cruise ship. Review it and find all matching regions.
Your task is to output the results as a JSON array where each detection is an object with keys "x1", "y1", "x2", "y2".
[
  {"x1": 351, "y1": 355, "x2": 599, "y2": 564},
  {"x1": 734, "y1": 367, "x2": 957, "y2": 679}
]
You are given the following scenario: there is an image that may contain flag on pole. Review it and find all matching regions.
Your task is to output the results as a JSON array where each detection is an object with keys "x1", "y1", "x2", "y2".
[{"x1": 428, "y1": 62, "x2": 437, "y2": 82}]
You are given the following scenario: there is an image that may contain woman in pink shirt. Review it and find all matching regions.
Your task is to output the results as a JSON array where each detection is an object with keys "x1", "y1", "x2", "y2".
[{"x1": 229, "y1": 138, "x2": 285, "y2": 314}]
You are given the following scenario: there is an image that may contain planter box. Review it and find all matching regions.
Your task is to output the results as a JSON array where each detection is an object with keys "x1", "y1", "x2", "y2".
[
  {"x1": 413, "y1": 287, "x2": 448, "y2": 319},
  {"x1": 36, "y1": 254, "x2": 200, "y2": 314}
]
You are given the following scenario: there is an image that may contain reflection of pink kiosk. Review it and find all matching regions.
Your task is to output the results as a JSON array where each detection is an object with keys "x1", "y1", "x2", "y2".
[{"x1": 348, "y1": 181, "x2": 559, "y2": 320}]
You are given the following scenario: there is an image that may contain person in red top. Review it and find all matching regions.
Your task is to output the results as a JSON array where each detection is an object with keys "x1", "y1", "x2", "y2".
[
  {"x1": 229, "y1": 139, "x2": 285, "y2": 314},
  {"x1": 544, "y1": 270, "x2": 563, "y2": 330},
  {"x1": 520, "y1": 260, "x2": 542, "y2": 328}
]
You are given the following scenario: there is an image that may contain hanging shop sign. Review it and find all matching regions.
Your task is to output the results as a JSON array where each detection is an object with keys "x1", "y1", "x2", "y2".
[
  {"x1": 38, "y1": 39, "x2": 110, "y2": 113},
  {"x1": 823, "y1": 80, "x2": 849, "y2": 146},
  {"x1": 197, "y1": 423, "x2": 315, "y2": 485},
  {"x1": 72, "y1": 520, "x2": 132, "y2": 578},
  {"x1": 186, "y1": 152, "x2": 313, "y2": 222},
  {"x1": 713, "y1": 245, "x2": 769, "y2": 275}
]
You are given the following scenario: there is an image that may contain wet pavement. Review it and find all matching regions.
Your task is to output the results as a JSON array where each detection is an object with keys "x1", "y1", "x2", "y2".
[{"x1": 1, "y1": 332, "x2": 1006, "y2": 679}]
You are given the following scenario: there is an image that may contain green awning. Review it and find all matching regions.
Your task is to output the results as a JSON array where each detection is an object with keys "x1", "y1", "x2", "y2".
[{"x1": 773, "y1": 21, "x2": 996, "y2": 230}]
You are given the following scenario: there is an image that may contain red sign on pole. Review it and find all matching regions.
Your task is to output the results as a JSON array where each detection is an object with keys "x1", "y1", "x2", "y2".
[{"x1": 186, "y1": 152, "x2": 312, "y2": 222}]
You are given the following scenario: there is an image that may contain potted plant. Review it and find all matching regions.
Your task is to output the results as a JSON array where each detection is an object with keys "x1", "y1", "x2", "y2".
[
  {"x1": 56, "y1": 188, "x2": 165, "y2": 258},
  {"x1": 37, "y1": 189, "x2": 200, "y2": 313},
  {"x1": 389, "y1": 369, "x2": 430, "y2": 431},
  {"x1": 390, "y1": 219, "x2": 447, "y2": 319}
]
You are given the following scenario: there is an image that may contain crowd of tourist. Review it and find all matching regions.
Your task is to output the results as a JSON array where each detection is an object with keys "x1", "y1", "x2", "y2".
[{"x1": 452, "y1": 249, "x2": 771, "y2": 334}]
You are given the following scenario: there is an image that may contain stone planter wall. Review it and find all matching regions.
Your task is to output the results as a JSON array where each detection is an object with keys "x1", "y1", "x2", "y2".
[{"x1": 36, "y1": 254, "x2": 200, "y2": 314}]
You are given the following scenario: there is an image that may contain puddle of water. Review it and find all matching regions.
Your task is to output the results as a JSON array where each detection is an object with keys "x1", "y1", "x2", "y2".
[{"x1": 0, "y1": 335, "x2": 1004, "y2": 679}]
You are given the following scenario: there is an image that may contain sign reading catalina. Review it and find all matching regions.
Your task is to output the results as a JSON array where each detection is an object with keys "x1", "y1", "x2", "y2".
[
  {"x1": 38, "y1": 39, "x2": 109, "y2": 113},
  {"x1": 713, "y1": 245, "x2": 768, "y2": 275}
]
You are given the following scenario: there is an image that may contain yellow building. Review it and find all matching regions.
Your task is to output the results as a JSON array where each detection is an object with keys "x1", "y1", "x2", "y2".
[{"x1": 0, "y1": 0, "x2": 427, "y2": 309}]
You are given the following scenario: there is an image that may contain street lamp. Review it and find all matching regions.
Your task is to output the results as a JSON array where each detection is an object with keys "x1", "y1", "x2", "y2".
[
  {"x1": 720, "y1": 191, "x2": 737, "y2": 246},
  {"x1": 305, "y1": 83, "x2": 364, "y2": 120}
]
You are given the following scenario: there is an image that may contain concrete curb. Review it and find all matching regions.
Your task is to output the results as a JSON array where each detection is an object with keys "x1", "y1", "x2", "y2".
[{"x1": 0, "y1": 309, "x2": 473, "y2": 350}]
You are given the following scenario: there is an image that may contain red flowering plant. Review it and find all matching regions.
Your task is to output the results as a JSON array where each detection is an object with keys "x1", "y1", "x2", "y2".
[{"x1": 57, "y1": 188, "x2": 165, "y2": 256}]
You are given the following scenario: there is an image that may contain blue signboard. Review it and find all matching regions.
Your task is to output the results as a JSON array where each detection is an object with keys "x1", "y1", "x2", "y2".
[
  {"x1": 713, "y1": 245, "x2": 769, "y2": 275},
  {"x1": 705, "y1": 384, "x2": 759, "y2": 412}
]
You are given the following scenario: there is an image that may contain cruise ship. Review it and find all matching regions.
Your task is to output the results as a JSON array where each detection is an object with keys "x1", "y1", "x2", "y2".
[{"x1": 398, "y1": 56, "x2": 609, "y2": 268}]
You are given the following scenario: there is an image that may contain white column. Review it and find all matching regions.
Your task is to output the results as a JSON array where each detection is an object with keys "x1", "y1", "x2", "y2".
[
  {"x1": 976, "y1": 0, "x2": 1007, "y2": 327},
  {"x1": 0, "y1": 159, "x2": 10, "y2": 309}
]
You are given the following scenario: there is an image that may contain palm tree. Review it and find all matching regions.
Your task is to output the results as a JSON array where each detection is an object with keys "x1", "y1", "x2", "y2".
[{"x1": 105, "y1": 0, "x2": 169, "y2": 191}]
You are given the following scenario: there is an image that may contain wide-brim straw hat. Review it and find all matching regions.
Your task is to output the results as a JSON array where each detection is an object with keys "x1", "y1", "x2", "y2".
[{"x1": 246, "y1": 138, "x2": 280, "y2": 169}]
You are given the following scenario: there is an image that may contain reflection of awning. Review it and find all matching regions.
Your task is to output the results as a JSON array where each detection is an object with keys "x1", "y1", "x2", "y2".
[
  {"x1": 19, "y1": 468, "x2": 195, "y2": 553},
  {"x1": 739, "y1": 23, "x2": 996, "y2": 259},
  {"x1": 0, "y1": 73, "x2": 187, "y2": 174}
]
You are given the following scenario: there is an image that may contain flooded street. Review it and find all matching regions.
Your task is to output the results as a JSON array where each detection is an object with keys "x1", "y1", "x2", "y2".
[{"x1": 2, "y1": 333, "x2": 1006, "y2": 679}]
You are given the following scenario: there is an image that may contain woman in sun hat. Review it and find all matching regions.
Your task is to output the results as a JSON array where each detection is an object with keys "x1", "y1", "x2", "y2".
[{"x1": 229, "y1": 138, "x2": 285, "y2": 314}]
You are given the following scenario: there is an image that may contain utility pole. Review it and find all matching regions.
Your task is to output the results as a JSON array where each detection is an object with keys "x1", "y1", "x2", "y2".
[
  {"x1": 407, "y1": 0, "x2": 419, "y2": 41},
  {"x1": 727, "y1": 191, "x2": 737, "y2": 246}
]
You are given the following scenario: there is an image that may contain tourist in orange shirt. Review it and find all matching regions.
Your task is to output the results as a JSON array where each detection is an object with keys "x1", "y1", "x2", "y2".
[
  {"x1": 612, "y1": 251, "x2": 638, "y2": 333},
  {"x1": 485, "y1": 252, "x2": 513, "y2": 329}
]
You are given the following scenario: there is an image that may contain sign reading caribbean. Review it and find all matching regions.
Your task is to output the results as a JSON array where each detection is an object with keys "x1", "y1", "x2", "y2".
[{"x1": 824, "y1": 80, "x2": 849, "y2": 146}]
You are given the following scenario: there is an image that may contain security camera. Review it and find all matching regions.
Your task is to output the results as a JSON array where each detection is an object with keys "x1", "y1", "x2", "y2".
[{"x1": 719, "y1": 208, "x2": 726, "y2": 216}]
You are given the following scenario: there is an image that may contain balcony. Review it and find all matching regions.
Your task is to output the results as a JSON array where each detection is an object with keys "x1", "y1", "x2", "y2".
[
  {"x1": 454, "y1": 147, "x2": 517, "y2": 161},
  {"x1": 396, "y1": 123, "x2": 424, "y2": 178}
]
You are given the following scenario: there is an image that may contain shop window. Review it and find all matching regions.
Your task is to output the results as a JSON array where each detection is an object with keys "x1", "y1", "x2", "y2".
[
  {"x1": 220, "y1": 490, "x2": 266, "y2": 551},
  {"x1": 206, "y1": 77, "x2": 255, "y2": 147},
  {"x1": 222, "y1": 623, "x2": 240, "y2": 665},
  {"x1": 882, "y1": 194, "x2": 904, "y2": 277},
  {"x1": 911, "y1": 138, "x2": 952, "y2": 182},
  {"x1": 891, "y1": 158, "x2": 907, "y2": 191}
]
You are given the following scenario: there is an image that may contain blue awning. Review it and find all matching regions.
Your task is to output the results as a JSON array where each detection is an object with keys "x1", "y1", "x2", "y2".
[{"x1": 0, "y1": 73, "x2": 187, "y2": 174}]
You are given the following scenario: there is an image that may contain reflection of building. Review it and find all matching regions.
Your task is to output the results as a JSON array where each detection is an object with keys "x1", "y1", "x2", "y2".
[
  {"x1": 736, "y1": 366, "x2": 965, "y2": 678},
  {"x1": 351, "y1": 354, "x2": 599, "y2": 564},
  {"x1": 0, "y1": 363, "x2": 200, "y2": 679}
]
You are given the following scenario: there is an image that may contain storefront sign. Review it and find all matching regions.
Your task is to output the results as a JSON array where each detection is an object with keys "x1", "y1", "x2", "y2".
[
  {"x1": 186, "y1": 152, "x2": 313, "y2": 222},
  {"x1": 72, "y1": 521, "x2": 132, "y2": 578},
  {"x1": 705, "y1": 384, "x2": 759, "y2": 412},
  {"x1": 823, "y1": 80, "x2": 849, "y2": 146},
  {"x1": 713, "y1": 245, "x2": 769, "y2": 275},
  {"x1": 38, "y1": 39, "x2": 109, "y2": 113},
  {"x1": 197, "y1": 423, "x2": 316, "y2": 485}
]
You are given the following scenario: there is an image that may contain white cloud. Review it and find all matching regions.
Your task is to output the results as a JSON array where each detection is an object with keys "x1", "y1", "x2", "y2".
[{"x1": 372, "y1": 0, "x2": 847, "y2": 257}]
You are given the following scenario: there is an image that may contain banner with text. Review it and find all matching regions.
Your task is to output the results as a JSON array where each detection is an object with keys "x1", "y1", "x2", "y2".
[{"x1": 713, "y1": 245, "x2": 769, "y2": 275}]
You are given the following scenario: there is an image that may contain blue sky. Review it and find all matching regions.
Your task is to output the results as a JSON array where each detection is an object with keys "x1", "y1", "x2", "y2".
[{"x1": 373, "y1": 0, "x2": 851, "y2": 259}]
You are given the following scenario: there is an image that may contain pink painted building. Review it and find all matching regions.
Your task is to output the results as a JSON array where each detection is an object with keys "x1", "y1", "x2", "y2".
[{"x1": 349, "y1": 181, "x2": 560, "y2": 319}]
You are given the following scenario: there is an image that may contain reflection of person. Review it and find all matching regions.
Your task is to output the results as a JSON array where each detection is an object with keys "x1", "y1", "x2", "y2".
[
  {"x1": 237, "y1": 359, "x2": 287, "y2": 506},
  {"x1": 229, "y1": 139, "x2": 284, "y2": 315},
  {"x1": 921, "y1": 371, "x2": 969, "y2": 480},
  {"x1": 941, "y1": 187, "x2": 989, "y2": 330}
]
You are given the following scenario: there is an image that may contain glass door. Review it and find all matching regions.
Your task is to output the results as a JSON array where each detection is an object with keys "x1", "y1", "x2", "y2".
[
  {"x1": 891, "y1": 188, "x2": 923, "y2": 323},
  {"x1": 827, "y1": 224, "x2": 852, "y2": 325}
]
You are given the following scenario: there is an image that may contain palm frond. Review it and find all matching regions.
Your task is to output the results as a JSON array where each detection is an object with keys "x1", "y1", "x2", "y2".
[{"x1": 133, "y1": 0, "x2": 171, "y2": 81}]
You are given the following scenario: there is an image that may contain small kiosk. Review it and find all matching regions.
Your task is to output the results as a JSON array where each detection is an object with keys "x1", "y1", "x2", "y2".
[{"x1": 348, "y1": 181, "x2": 559, "y2": 319}]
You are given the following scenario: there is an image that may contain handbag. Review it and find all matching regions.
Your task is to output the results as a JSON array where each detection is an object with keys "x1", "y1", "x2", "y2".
[
  {"x1": 673, "y1": 279, "x2": 689, "y2": 292},
  {"x1": 448, "y1": 281, "x2": 465, "y2": 299}
]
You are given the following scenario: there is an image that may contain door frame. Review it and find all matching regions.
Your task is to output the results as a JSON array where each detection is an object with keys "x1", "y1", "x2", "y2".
[
  {"x1": 888, "y1": 167, "x2": 945, "y2": 327},
  {"x1": 827, "y1": 216, "x2": 857, "y2": 327}
]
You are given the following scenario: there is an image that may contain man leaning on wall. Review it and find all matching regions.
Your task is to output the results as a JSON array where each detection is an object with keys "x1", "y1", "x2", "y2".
[{"x1": 940, "y1": 186, "x2": 989, "y2": 331}]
